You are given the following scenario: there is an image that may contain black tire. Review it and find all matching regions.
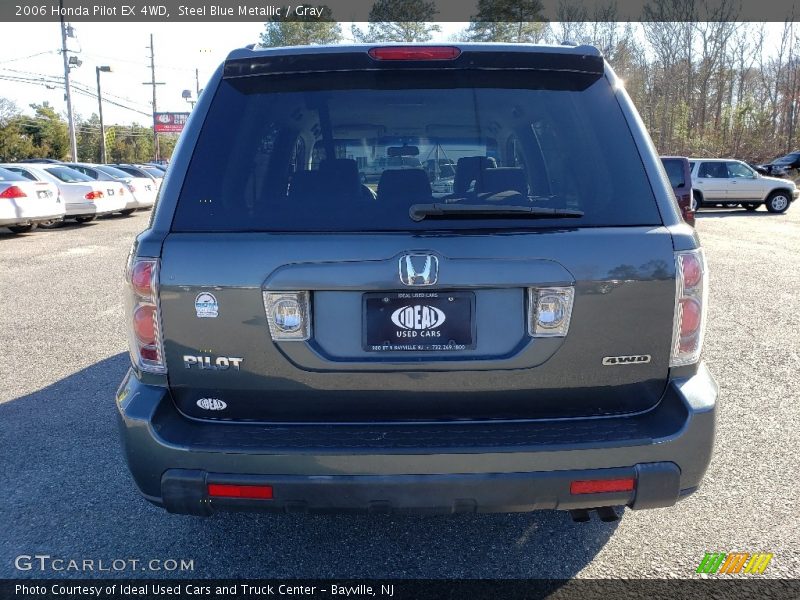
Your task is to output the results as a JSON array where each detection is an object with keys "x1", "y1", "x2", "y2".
[
  {"x1": 693, "y1": 191, "x2": 704, "y2": 210},
  {"x1": 742, "y1": 203, "x2": 759, "y2": 212},
  {"x1": 75, "y1": 216, "x2": 96, "y2": 224},
  {"x1": 120, "y1": 209, "x2": 136, "y2": 216},
  {"x1": 765, "y1": 191, "x2": 791, "y2": 213},
  {"x1": 7, "y1": 224, "x2": 35, "y2": 234}
]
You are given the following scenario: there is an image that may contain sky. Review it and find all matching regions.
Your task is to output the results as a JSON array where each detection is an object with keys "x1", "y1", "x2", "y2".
[
  {"x1": 0, "y1": 21, "x2": 464, "y2": 126},
  {"x1": 0, "y1": 21, "x2": 789, "y2": 126}
]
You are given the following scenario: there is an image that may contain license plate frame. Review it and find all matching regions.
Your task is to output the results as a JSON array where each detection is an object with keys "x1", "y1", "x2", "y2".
[{"x1": 362, "y1": 291, "x2": 476, "y2": 352}]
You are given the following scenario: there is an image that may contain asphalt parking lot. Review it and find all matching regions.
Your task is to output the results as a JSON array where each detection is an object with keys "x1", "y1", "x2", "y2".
[{"x1": 1, "y1": 208, "x2": 798, "y2": 580}]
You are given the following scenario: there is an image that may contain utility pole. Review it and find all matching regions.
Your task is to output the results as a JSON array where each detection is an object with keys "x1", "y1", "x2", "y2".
[
  {"x1": 195, "y1": 68, "x2": 200, "y2": 96},
  {"x1": 96, "y1": 66, "x2": 112, "y2": 163},
  {"x1": 143, "y1": 34, "x2": 165, "y2": 161},
  {"x1": 59, "y1": 0, "x2": 78, "y2": 161}
]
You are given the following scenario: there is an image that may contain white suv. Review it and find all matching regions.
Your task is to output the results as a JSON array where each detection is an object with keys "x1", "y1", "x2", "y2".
[{"x1": 689, "y1": 158, "x2": 797, "y2": 213}]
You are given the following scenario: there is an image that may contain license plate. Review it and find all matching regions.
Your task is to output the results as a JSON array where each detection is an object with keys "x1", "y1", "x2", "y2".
[{"x1": 363, "y1": 291, "x2": 475, "y2": 352}]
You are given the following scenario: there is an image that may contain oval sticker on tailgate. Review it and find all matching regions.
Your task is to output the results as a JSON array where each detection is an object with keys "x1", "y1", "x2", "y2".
[{"x1": 197, "y1": 397, "x2": 227, "y2": 410}]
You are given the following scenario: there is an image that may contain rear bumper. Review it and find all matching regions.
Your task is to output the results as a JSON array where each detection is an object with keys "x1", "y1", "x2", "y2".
[{"x1": 115, "y1": 363, "x2": 717, "y2": 515}]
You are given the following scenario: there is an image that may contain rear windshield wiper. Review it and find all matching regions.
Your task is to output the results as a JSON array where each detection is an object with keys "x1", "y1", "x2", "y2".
[{"x1": 409, "y1": 203, "x2": 585, "y2": 222}]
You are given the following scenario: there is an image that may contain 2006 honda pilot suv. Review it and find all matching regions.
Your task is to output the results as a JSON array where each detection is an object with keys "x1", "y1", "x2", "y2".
[{"x1": 117, "y1": 43, "x2": 717, "y2": 518}]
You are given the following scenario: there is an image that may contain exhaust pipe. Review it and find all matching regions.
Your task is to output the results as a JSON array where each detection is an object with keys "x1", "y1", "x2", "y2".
[
  {"x1": 596, "y1": 506, "x2": 620, "y2": 522},
  {"x1": 569, "y1": 509, "x2": 591, "y2": 522},
  {"x1": 569, "y1": 507, "x2": 620, "y2": 523}
]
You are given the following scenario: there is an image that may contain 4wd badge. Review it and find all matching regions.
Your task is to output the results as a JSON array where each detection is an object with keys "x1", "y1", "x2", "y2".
[{"x1": 602, "y1": 355, "x2": 652, "y2": 365}]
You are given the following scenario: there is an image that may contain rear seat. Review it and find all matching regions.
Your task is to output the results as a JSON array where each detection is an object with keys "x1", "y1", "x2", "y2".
[
  {"x1": 288, "y1": 159, "x2": 363, "y2": 202},
  {"x1": 477, "y1": 167, "x2": 528, "y2": 201},
  {"x1": 377, "y1": 169, "x2": 432, "y2": 202}
]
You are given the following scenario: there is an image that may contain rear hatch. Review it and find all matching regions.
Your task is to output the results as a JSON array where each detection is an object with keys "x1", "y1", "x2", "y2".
[{"x1": 159, "y1": 46, "x2": 676, "y2": 423}]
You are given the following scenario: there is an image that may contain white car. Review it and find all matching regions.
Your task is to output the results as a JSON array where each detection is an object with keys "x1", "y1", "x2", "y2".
[
  {"x1": 689, "y1": 158, "x2": 798, "y2": 213},
  {"x1": 1, "y1": 163, "x2": 128, "y2": 223},
  {"x1": 64, "y1": 163, "x2": 156, "y2": 212},
  {"x1": 115, "y1": 163, "x2": 164, "y2": 194},
  {"x1": 0, "y1": 166, "x2": 64, "y2": 233}
]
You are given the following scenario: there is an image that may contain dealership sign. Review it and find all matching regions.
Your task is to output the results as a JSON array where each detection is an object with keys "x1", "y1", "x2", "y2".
[{"x1": 153, "y1": 112, "x2": 189, "y2": 133}]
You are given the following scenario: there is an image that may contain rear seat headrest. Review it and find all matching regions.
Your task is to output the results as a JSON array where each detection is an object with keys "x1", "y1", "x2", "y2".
[{"x1": 377, "y1": 169, "x2": 432, "y2": 202}]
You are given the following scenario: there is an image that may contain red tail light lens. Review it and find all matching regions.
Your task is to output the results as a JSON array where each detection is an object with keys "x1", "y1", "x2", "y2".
[
  {"x1": 126, "y1": 256, "x2": 166, "y2": 374},
  {"x1": 85, "y1": 190, "x2": 104, "y2": 200},
  {"x1": 208, "y1": 484, "x2": 273, "y2": 499},
  {"x1": 570, "y1": 478, "x2": 636, "y2": 495},
  {"x1": 133, "y1": 305, "x2": 156, "y2": 344},
  {"x1": 131, "y1": 261, "x2": 153, "y2": 297},
  {"x1": 671, "y1": 249, "x2": 708, "y2": 366},
  {"x1": 368, "y1": 46, "x2": 461, "y2": 61},
  {"x1": 0, "y1": 185, "x2": 27, "y2": 198}
]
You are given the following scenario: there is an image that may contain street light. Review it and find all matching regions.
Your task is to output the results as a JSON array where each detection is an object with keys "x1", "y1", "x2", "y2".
[
  {"x1": 182, "y1": 89, "x2": 195, "y2": 108},
  {"x1": 96, "y1": 65, "x2": 112, "y2": 163}
]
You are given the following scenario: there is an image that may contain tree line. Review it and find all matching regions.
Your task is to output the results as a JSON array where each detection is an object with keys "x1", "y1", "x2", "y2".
[
  {"x1": 4, "y1": 0, "x2": 800, "y2": 164},
  {"x1": 0, "y1": 99, "x2": 178, "y2": 163}
]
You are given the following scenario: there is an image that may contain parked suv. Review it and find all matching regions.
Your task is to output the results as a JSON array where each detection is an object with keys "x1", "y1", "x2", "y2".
[
  {"x1": 117, "y1": 44, "x2": 717, "y2": 519},
  {"x1": 690, "y1": 158, "x2": 797, "y2": 213}
]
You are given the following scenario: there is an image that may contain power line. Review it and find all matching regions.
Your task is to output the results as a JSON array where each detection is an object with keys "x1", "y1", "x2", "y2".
[
  {"x1": 0, "y1": 74, "x2": 152, "y2": 117},
  {"x1": 0, "y1": 50, "x2": 59, "y2": 64},
  {"x1": 1, "y1": 66, "x2": 153, "y2": 111}
]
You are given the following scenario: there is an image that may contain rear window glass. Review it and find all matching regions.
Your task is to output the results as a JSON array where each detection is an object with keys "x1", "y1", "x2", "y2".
[
  {"x1": 0, "y1": 167, "x2": 25, "y2": 182},
  {"x1": 139, "y1": 166, "x2": 164, "y2": 177},
  {"x1": 44, "y1": 166, "x2": 94, "y2": 183},
  {"x1": 96, "y1": 165, "x2": 133, "y2": 179},
  {"x1": 661, "y1": 159, "x2": 686, "y2": 188},
  {"x1": 173, "y1": 69, "x2": 660, "y2": 232}
]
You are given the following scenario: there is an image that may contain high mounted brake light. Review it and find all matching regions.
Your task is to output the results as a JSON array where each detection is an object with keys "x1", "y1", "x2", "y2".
[
  {"x1": 125, "y1": 256, "x2": 166, "y2": 373},
  {"x1": 368, "y1": 46, "x2": 461, "y2": 61}
]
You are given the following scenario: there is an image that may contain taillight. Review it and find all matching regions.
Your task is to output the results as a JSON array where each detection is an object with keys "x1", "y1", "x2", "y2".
[
  {"x1": 85, "y1": 190, "x2": 104, "y2": 200},
  {"x1": 125, "y1": 256, "x2": 166, "y2": 373},
  {"x1": 670, "y1": 249, "x2": 708, "y2": 366},
  {"x1": 0, "y1": 185, "x2": 27, "y2": 198},
  {"x1": 368, "y1": 46, "x2": 461, "y2": 61},
  {"x1": 528, "y1": 287, "x2": 575, "y2": 337}
]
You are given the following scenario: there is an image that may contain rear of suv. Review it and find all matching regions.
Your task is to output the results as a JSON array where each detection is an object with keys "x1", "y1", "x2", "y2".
[{"x1": 116, "y1": 44, "x2": 717, "y2": 518}]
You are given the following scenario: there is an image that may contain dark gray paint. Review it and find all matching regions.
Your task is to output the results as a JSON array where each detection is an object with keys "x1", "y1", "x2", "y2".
[{"x1": 119, "y1": 43, "x2": 717, "y2": 514}]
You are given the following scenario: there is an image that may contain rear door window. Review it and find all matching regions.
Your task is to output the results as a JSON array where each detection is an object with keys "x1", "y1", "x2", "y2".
[
  {"x1": 661, "y1": 159, "x2": 685, "y2": 188},
  {"x1": 43, "y1": 166, "x2": 95, "y2": 183},
  {"x1": 1, "y1": 167, "x2": 35, "y2": 181},
  {"x1": 173, "y1": 69, "x2": 661, "y2": 232},
  {"x1": 698, "y1": 162, "x2": 728, "y2": 178}
]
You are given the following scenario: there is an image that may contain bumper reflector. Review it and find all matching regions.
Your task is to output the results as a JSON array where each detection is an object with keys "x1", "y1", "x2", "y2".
[
  {"x1": 207, "y1": 484, "x2": 273, "y2": 499},
  {"x1": 570, "y1": 478, "x2": 635, "y2": 495}
]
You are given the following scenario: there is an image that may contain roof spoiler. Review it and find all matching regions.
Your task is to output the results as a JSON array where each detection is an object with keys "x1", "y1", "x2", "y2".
[{"x1": 223, "y1": 46, "x2": 604, "y2": 79}]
